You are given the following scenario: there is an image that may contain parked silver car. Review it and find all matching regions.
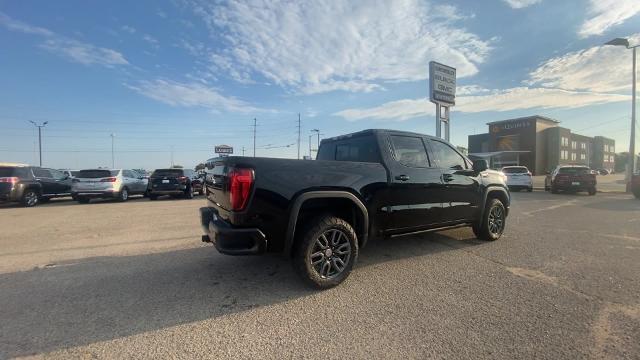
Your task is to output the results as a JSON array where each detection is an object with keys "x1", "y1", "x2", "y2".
[{"x1": 72, "y1": 169, "x2": 147, "y2": 203}]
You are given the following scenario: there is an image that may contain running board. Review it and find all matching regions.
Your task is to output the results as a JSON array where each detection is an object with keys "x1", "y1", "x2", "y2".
[{"x1": 388, "y1": 223, "x2": 472, "y2": 238}]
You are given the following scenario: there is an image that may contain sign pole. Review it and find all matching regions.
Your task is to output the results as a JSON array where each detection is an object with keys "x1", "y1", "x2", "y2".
[
  {"x1": 435, "y1": 103, "x2": 441, "y2": 138},
  {"x1": 429, "y1": 61, "x2": 456, "y2": 141}
]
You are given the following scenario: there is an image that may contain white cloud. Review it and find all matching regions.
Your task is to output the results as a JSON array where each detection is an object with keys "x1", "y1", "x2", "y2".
[
  {"x1": 121, "y1": 25, "x2": 136, "y2": 34},
  {"x1": 190, "y1": 0, "x2": 491, "y2": 94},
  {"x1": 579, "y1": 0, "x2": 640, "y2": 38},
  {"x1": 334, "y1": 87, "x2": 629, "y2": 121},
  {"x1": 142, "y1": 34, "x2": 159, "y2": 45},
  {"x1": 527, "y1": 34, "x2": 639, "y2": 92},
  {"x1": 40, "y1": 38, "x2": 128, "y2": 66},
  {"x1": 0, "y1": 12, "x2": 128, "y2": 68},
  {"x1": 502, "y1": 0, "x2": 542, "y2": 9},
  {"x1": 0, "y1": 12, "x2": 53, "y2": 36},
  {"x1": 127, "y1": 79, "x2": 266, "y2": 113}
]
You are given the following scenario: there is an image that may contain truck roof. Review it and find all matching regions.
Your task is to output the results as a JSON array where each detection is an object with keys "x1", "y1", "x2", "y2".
[{"x1": 321, "y1": 129, "x2": 439, "y2": 144}]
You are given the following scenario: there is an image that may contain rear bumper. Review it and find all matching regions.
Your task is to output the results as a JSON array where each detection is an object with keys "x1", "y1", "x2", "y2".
[
  {"x1": 72, "y1": 190, "x2": 119, "y2": 198},
  {"x1": 199, "y1": 207, "x2": 266, "y2": 255},
  {"x1": 148, "y1": 189, "x2": 185, "y2": 195},
  {"x1": 148, "y1": 184, "x2": 187, "y2": 195}
]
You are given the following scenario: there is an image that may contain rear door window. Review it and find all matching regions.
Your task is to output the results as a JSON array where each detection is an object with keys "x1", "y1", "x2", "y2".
[
  {"x1": 0, "y1": 167, "x2": 29, "y2": 178},
  {"x1": 333, "y1": 135, "x2": 381, "y2": 163},
  {"x1": 33, "y1": 168, "x2": 53, "y2": 178},
  {"x1": 49, "y1": 169, "x2": 67, "y2": 180},
  {"x1": 390, "y1": 136, "x2": 430, "y2": 168},
  {"x1": 429, "y1": 140, "x2": 468, "y2": 170}
]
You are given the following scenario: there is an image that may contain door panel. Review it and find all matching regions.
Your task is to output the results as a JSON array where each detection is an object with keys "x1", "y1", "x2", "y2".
[
  {"x1": 382, "y1": 135, "x2": 444, "y2": 233},
  {"x1": 32, "y1": 168, "x2": 56, "y2": 195},
  {"x1": 428, "y1": 140, "x2": 481, "y2": 222}
]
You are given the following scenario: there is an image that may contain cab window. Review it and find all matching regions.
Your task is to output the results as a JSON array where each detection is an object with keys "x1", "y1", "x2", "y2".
[{"x1": 390, "y1": 135, "x2": 430, "y2": 168}]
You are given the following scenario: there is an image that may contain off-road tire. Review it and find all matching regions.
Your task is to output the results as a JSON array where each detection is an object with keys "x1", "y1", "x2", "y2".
[{"x1": 293, "y1": 215, "x2": 358, "y2": 290}]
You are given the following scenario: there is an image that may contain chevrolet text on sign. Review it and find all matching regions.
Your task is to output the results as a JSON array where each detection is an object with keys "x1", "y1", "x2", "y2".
[{"x1": 429, "y1": 61, "x2": 456, "y2": 106}]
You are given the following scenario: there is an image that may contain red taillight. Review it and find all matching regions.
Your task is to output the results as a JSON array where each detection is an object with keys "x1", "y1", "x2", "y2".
[
  {"x1": 178, "y1": 176, "x2": 188, "y2": 183},
  {"x1": 0, "y1": 177, "x2": 19, "y2": 184},
  {"x1": 101, "y1": 177, "x2": 117, "y2": 182},
  {"x1": 229, "y1": 168, "x2": 253, "y2": 211}
]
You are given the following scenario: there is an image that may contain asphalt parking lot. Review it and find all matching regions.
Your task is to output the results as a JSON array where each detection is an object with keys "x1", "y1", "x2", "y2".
[{"x1": 1, "y1": 192, "x2": 639, "y2": 359}]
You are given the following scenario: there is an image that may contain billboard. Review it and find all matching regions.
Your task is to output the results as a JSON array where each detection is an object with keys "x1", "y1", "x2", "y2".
[{"x1": 429, "y1": 61, "x2": 456, "y2": 106}]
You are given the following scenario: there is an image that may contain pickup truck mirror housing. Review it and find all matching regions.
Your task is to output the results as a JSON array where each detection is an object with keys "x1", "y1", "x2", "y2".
[{"x1": 472, "y1": 159, "x2": 488, "y2": 172}]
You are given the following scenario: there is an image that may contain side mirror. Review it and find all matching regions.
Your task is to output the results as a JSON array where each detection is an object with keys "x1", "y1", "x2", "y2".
[{"x1": 472, "y1": 159, "x2": 488, "y2": 172}]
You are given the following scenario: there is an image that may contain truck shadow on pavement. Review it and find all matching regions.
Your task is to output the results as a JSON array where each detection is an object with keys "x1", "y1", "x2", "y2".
[
  {"x1": 584, "y1": 197, "x2": 640, "y2": 212},
  {"x1": 0, "y1": 231, "x2": 481, "y2": 358}
]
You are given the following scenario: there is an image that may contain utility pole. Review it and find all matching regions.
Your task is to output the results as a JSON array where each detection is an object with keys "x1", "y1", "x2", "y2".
[
  {"x1": 242, "y1": 146, "x2": 246, "y2": 156},
  {"x1": 29, "y1": 121, "x2": 48, "y2": 166},
  {"x1": 110, "y1": 133, "x2": 115, "y2": 168},
  {"x1": 297, "y1": 113, "x2": 301, "y2": 159},
  {"x1": 170, "y1": 145, "x2": 174, "y2": 167},
  {"x1": 253, "y1": 118, "x2": 257, "y2": 157},
  {"x1": 308, "y1": 134, "x2": 314, "y2": 158}
]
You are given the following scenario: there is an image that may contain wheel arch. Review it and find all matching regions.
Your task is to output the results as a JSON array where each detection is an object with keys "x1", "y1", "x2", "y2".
[
  {"x1": 284, "y1": 191, "x2": 369, "y2": 256},
  {"x1": 480, "y1": 186, "x2": 510, "y2": 221}
]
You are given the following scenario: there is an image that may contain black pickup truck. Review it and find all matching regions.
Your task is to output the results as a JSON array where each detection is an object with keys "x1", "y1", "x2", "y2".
[{"x1": 201, "y1": 129, "x2": 510, "y2": 288}]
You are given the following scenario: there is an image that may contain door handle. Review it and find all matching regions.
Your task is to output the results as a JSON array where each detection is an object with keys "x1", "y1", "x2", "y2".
[
  {"x1": 442, "y1": 173, "x2": 454, "y2": 182},
  {"x1": 395, "y1": 175, "x2": 410, "y2": 181}
]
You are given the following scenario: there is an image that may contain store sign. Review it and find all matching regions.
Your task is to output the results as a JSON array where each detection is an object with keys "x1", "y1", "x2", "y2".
[
  {"x1": 429, "y1": 61, "x2": 456, "y2": 106},
  {"x1": 214, "y1": 145, "x2": 233, "y2": 154},
  {"x1": 492, "y1": 121, "x2": 531, "y2": 133}
]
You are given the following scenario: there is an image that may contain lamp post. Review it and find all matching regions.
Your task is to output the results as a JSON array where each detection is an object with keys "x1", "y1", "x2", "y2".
[
  {"x1": 110, "y1": 133, "x2": 116, "y2": 168},
  {"x1": 605, "y1": 38, "x2": 637, "y2": 192},
  {"x1": 29, "y1": 121, "x2": 48, "y2": 166},
  {"x1": 311, "y1": 128, "x2": 320, "y2": 151}
]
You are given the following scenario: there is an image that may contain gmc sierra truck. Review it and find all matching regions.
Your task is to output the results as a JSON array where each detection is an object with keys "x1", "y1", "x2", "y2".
[{"x1": 200, "y1": 129, "x2": 510, "y2": 289}]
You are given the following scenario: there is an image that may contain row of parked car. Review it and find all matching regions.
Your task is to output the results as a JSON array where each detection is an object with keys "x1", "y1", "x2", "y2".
[{"x1": 0, "y1": 163, "x2": 205, "y2": 207}]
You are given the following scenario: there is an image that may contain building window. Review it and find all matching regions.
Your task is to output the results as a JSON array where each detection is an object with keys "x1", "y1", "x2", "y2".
[
  {"x1": 561, "y1": 150, "x2": 568, "y2": 160},
  {"x1": 571, "y1": 141, "x2": 577, "y2": 149},
  {"x1": 580, "y1": 153, "x2": 586, "y2": 160},
  {"x1": 571, "y1": 152, "x2": 577, "y2": 161},
  {"x1": 561, "y1": 137, "x2": 569, "y2": 147},
  {"x1": 581, "y1": 143, "x2": 586, "y2": 150}
]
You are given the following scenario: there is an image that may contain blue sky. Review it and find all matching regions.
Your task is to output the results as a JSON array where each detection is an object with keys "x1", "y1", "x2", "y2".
[{"x1": 0, "y1": 0, "x2": 639, "y2": 170}]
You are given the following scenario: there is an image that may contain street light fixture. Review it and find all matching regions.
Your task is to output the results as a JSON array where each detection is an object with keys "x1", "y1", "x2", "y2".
[
  {"x1": 29, "y1": 121, "x2": 48, "y2": 166},
  {"x1": 605, "y1": 37, "x2": 638, "y2": 192}
]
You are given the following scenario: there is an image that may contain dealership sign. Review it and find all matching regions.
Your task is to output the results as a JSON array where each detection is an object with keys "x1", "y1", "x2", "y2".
[
  {"x1": 429, "y1": 61, "x2": 456, "y2": 106},
  {"x1": 214, "y1": 145, "x2": 233, "y2": 154}
]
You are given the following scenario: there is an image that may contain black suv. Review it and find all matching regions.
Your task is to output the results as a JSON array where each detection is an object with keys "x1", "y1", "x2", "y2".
[
  {"x1": 0, "y1": 165, "x2": 72, "y2": 207},
  {"x1": 147, "y1": 168, "x2": 203, "y2": 200}
]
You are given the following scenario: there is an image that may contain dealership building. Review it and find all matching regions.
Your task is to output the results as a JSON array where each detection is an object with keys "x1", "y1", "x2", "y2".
[{"x1": 468, "y1": 115, "x2": 615, "y2": 175}]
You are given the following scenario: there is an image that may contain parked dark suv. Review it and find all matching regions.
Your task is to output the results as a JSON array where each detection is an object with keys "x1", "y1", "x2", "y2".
[
  {"x1": 147, "y1": 168, "x2": 203, "y2": 200},
  {"x1": 0, "y1": 165, "x2": 72, "y2": 207}
]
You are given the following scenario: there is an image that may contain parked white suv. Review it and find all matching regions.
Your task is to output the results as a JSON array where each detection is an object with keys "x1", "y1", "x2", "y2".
[
  {"x1": 72, "y1": 169, "x2": 147, "y2": 203},
  {"x1": 501, "y1": 166, "x2": 533, "y2": 192}
]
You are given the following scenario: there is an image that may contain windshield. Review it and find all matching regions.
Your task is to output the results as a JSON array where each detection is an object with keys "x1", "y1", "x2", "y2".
[
  {"x1": 502, "y1": 167, "x2": 529, "y2": 174},
  {"x1": 151, "y1": 169, "x2": 184, "y2": 177},
  {"x1": 76, "y1": 170, "x2": 118, "y2": 178}
]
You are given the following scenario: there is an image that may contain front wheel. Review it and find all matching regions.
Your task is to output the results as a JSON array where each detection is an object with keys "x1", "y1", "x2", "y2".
[
  {"x1": 473, "y1": 198, "x2": 507, "y2": 241},
  {"x1": 293, "y1": 215, "x2": 358, "y2": 289}
]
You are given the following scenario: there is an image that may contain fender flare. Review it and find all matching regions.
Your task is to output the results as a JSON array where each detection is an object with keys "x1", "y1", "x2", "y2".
[
  {"x1": 284, "y1": 191, "x2": 369, "y2": 255},
  {"x1": 479, "y1": 186, "x2": 510, "y2": 222}
]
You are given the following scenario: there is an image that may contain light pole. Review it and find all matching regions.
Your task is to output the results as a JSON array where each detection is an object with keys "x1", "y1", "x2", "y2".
[
  {"x1": 29, "y1": 121, "x2": 48, "y2": 166},
  {"x1": 311, "y1": 129, "x2": 320, "y2": 153},
  {"x1": 110, "y1": 133, "x2": 115, "y2": 168},
  {"x1": 605, "y1": 37, "x2": 637, "y2": 192}
]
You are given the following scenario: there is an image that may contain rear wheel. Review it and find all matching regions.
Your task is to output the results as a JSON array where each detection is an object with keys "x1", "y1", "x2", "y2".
[
  {"x1": 118, "y1": 187, "x2": 129, "y2": 202},
  {"x1": 588, "y1": 187, "x2": 596, "y2": 196},
  {"x1": 473, "y1": 198, "x2": 506, "y2": 241},
  {"x1": 293, "y1": 215, "x2": 358, "y2": 289},
  {"x1": 184, "y1": 186, "x2": 194, "y2": 199},
  {"x1": 22, "y1": 189, "x2": 39, "y2": 207}
]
